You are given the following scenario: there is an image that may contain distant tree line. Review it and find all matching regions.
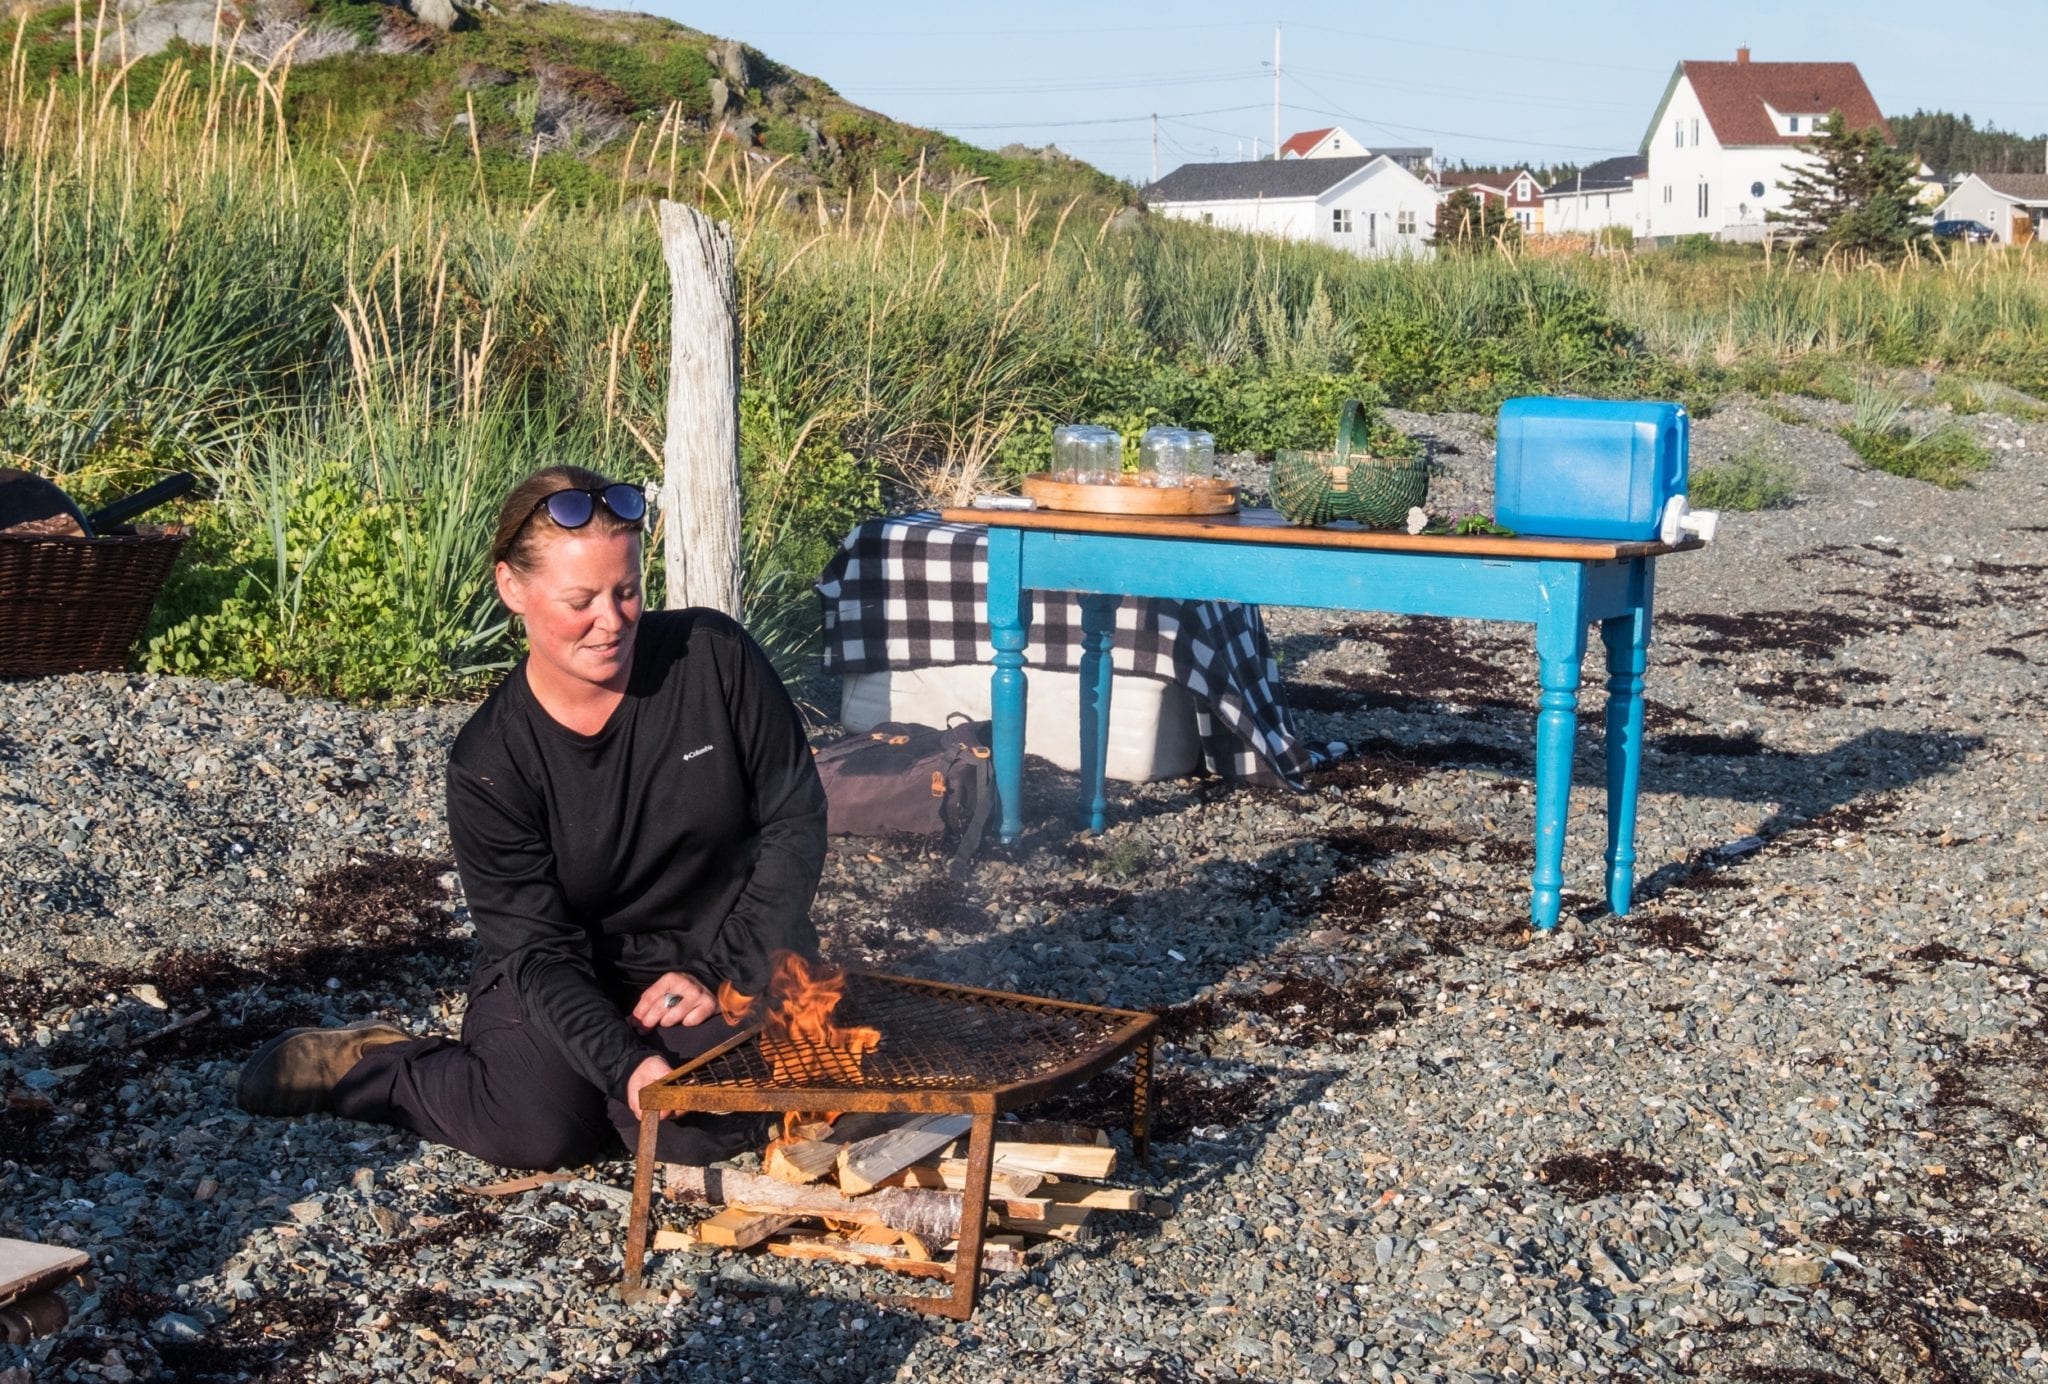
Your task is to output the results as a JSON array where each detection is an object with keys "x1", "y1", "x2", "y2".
[{"x1": 1889, "y1": 110, "x2": 2047, "y2": 178}]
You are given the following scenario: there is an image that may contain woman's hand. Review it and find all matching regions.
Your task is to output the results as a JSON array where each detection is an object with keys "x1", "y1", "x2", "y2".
[
  {"x1": 630, "y1": 972, "x2": 717, "y2": 1032},
  {"x1": 626, "y1": 1054, "x2": 676, "y2": 1121}
]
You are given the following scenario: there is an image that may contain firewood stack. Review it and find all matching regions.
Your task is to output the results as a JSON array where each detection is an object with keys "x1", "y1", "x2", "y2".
[{"x1": 658, "y1": 1113, "x2": 1150, "y2": 1280}]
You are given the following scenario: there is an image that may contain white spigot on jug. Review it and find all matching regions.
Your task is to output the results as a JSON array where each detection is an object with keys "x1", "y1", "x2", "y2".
[{"x1": 1658, "y1": 494, "x2": 1719, "y2": 545}]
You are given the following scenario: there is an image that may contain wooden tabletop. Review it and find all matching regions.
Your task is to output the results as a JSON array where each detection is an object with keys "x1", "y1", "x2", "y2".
[{"x1": 939, "y1": 506, "x2": 1703, "y2": 562}]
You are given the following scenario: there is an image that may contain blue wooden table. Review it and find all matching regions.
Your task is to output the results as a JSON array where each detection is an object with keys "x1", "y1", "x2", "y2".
[{"x1": 940, "y1": 506, "x2": 1702, "y2": 931}]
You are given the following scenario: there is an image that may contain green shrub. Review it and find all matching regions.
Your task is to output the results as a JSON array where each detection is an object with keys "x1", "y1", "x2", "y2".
[
  {"x1": 1839, "y1": 422, "x2": 1992, "y2": 488},
  {"x1": 1689, "y1": 447, "x2": 1801, "y2": 511}
]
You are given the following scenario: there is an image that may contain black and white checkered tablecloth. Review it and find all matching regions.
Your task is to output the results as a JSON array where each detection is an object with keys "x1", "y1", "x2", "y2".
[{"x1": 815, "y1": 512, "x2": 1316, "y2": 787}]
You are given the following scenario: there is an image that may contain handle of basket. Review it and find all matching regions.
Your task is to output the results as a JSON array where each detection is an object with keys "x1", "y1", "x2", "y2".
[{"x1": 1335, "y1": 398, "x2": 1368, "y2": 466}]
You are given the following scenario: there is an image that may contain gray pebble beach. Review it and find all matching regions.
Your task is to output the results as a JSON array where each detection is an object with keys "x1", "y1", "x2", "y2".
[{"x1": 3, "y1": 394, "x2": 2045, "y2": 1382}]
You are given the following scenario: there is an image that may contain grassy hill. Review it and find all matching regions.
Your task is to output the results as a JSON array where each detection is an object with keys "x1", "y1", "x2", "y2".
[{"x1": 7, "y1": 0, "x2": 1131, "y2": 210}]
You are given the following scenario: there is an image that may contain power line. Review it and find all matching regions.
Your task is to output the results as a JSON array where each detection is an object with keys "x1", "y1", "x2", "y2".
[
  {"x1": 938, "y1": 103, "x2": 1271, "y2": 132},
  {"x1": 1287, "y1": 63, "x2": 1646, "y2": 114},
  {"x1": 848, "y1": 67, "x2": 1259, "y2": 98},
  {"x1": 1288, "y1": 22, "x2": 1664, "y2": 76},
  {"x1": 1285, "y1": 74, "x2": 1634, "y2": 157}
]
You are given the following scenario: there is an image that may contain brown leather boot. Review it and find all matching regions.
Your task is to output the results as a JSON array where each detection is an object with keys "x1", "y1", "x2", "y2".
[{"x1": 236, "y1": 1020, "x2": 410, "y2": 1116}]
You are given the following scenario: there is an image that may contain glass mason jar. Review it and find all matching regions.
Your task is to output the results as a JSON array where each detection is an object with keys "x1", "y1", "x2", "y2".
[{"x1": 1139, "y1": 426, "x2": 1192, "y2": 487}]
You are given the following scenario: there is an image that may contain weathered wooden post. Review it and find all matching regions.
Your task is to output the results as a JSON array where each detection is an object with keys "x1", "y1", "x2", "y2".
[{"x1": 656, "y1": 199, "x2": 744, "y2": 618}]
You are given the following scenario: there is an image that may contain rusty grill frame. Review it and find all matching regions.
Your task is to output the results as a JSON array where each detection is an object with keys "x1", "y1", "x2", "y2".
[{"x1": 624, "y1": 972, "x2": 1158, "y2": 1319}]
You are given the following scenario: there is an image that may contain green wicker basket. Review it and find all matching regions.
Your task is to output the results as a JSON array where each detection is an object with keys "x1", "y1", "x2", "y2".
[{"x1": 1270, "y1": 399, "x2": 1429, "y2": 528}]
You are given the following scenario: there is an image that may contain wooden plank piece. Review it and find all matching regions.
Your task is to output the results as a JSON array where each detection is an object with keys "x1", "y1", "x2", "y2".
[
  {"x1": 695, "y1": 1208, "x2": 800, "y2": 1250},
  {"x1": 0, "y1": 1240, "x2": 88, "y2": 1302},
  {"x1": 933, "y1": 1143, "x2": 1117, "y2": 1180},
  {"x1": 1039, "y1": 1184, "x2": 1146, "y2": 1212},
  {"x1": 873, "y1": 1163, "x2": 1044, "y2": 1199},
  {"x1": 836, "y1": 1114, "x2": 975, "y2": 1195},
  {"x1": 767, "y1": 1236, "x2": 1026, "y2": 1279}
]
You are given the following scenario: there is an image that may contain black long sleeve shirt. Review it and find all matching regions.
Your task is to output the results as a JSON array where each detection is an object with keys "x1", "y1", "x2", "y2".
[{"x1": 445, "y1": 608, "x2": 827, "y2": 1099}]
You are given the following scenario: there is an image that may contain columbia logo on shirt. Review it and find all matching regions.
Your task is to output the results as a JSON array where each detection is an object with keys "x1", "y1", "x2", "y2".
[{"x1": 682, "y1": 744, "x2": 715, "y2": 761}]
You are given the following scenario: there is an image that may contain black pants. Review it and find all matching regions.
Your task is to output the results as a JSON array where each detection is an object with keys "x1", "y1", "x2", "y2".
[{"x1": 331, "y1": 963, "x2": 759, "y2": 1171}]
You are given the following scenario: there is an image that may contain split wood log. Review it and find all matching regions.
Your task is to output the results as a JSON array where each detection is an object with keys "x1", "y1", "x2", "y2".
[
  {"x1": 1039, "y1": 1184, "x2": 1146, "y2": 1212},
  {"x1": 836, "y1": 1114, "x2": 974, "y2": 1195},
  {"x1": 872, "y1": 1163, "x2": 1044, "y2": 1199},
  {"x1": 656, "y1": 199, "x2": 743, "y2": 619},
  {"x1": 663, "y1": 1164, "x2": 966, "y2": 1247},
  {"x1": 764, "y1": 1139, "x2": 843, "y2": 1185},
  {"x1": 995, "y1": 1206, "x2": 1092, "y2": 1242},
  {"x1": 652, "y1": 1227, "x2": 694, "y2": 1252},
  {"x1": 933, "y1": 1143, "x2": 1117, "y2": 1180},
  {"x1": 766, "y1": 1236, "x2": 1027, "y2": 1280},
  {"x1": 695, "y1": 1208, "x2": 798, "y2": 1250}
]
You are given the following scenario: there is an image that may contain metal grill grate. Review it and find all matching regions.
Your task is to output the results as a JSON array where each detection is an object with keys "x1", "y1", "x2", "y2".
[{"x1": 668, "y1": 973, "x2": 1137, "y2": 1094}]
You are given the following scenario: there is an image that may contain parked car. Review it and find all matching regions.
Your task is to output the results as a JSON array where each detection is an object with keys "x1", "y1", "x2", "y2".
[{"x1": 1931, "y1": 219, "x2": 1994, "y2": 244}]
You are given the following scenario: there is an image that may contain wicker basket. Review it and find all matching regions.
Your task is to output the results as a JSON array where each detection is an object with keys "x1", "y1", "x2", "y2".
[
  {"x1": 0, "y1": 527, "x2": 189, "y2": 676},
  {"x1": 1271, "y1": 399, "x2": 1429, "y2": 528}
]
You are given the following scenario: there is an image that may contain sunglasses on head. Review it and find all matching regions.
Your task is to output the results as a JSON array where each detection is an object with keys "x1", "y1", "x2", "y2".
[{"x1": 528, "y1": 483, "x2": 649, "y2": 531}]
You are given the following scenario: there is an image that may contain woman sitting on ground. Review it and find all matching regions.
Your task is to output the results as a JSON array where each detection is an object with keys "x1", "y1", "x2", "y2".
[{"x1": 236, "y1": 465, "x2": 828, "y2": 1168}]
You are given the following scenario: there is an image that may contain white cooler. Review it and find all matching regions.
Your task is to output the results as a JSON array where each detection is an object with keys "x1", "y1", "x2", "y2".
[{"x1": 839, "y1": 665, "x2": 1202, "y2": 782}]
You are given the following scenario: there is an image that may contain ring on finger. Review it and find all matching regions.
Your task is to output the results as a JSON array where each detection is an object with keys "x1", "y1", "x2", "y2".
[{"x1": 663, "y1": 993, "x2": 682, "y2": 1010}]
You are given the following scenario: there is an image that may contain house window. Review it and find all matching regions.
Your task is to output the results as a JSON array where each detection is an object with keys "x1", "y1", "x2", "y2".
[
  {"x1": 1697, "y1": 183, "x2": 1710, "y2": 217},
  {"x1": 1202, "y1": 212, "x2": 1214, "y2": 224},
  {"x1": 1331, "y1": 137, "x2": 1342, "y2": 151},
  {"x1": 1603, "y1": 193, "x2": 1611, "y2": 209},
  {"x1": 1674, "y1": 122, "x2": 1683, "y2": 148},
  {"x1": 1397, "y1": 209, "x2": 1416, "y2": 235},
  {"x1": 1368, "y1": 212, "x2": 1377, "y2": 248},
  {"x1": 1664, "y1": 184, "x2": 1673, "y2": 204},
  {"x1": 1518, "y1": 210, "x2": 1532, "y2": 229},
  {"x1": 1332, "y1": 208, "x2": 1352, "y2": 233},
  {"x1": 1750, "y1": 181, "x2": 1766, "y2": 199},
  {"x1": 1788, "y1": 115, "x2": 1800, "y2": 133},
  {"x1": 1690, "y1": 118, "x2": 1700, "y2": 146}
]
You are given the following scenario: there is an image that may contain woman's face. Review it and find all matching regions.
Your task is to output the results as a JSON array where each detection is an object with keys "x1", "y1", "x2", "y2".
[{"x1": 496, "y1": 527, "x2": 644, "y2": 691}]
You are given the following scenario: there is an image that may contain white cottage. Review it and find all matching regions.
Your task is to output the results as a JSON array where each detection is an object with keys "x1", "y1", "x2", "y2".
[
  {"x1": 1639, "y1": 49, "x2": 1890, "y2": 243},
  {"x1": 1141, "y1": 155, "x2": 1438, "y2": 258},
  {"x1": 1541, "y1": 154, "x2": 1649, "y2": 238}
]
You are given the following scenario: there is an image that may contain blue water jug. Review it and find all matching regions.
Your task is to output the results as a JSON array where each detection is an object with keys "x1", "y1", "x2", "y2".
[{"x1": 1494, "y1": 398, "x2": 1689, "y2": 541}]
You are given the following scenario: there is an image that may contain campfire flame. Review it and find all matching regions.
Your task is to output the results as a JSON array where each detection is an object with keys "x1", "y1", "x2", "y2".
[
  {"x1": 718, "y1": 951, "x2": 881, "y2": 1082},
  {"x1": 719, "y1": 952, "x2": 881, "y2": 1140}
]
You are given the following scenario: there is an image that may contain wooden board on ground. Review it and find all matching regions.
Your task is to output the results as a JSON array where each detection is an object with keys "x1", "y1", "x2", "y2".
[
  {"x1": 0, "y1": 1240, "x2": 88, "y2": 1304},
  {"x1": 836, "y1": 1114, "x2": 976, "y2": 1194}
]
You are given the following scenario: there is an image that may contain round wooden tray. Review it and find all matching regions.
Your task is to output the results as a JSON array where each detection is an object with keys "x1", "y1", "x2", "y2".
[{"x1": 1020, "y1": 473, "x2": 1239, "y2": 516}]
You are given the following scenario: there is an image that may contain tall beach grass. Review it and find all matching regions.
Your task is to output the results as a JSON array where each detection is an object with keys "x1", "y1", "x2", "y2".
[{"x1": 3, "y1": 16, "x2": 2045, "y2": 698}]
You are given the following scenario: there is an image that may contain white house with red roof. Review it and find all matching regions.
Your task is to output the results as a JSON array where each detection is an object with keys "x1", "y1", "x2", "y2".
[
  {"x1": 1640, "y1": 48, "x2": 1891, "y2": 243},
  {"x1": 1279, "y1": 126, "x2": 1436, "y2": 177}
]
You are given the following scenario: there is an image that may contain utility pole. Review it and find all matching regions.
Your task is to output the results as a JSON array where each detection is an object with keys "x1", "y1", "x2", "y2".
[
  {"x1": 1151, "y1": 113, "x2": 1159, "y2": 182},
  {"x1": 1272, "y1": 23, "x2": 1282, "y2": 159}
]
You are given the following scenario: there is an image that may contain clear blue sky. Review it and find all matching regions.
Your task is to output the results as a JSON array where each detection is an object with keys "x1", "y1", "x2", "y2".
[{"x1": 630, "y1": 1, "x2": 2048, "y2": 182}]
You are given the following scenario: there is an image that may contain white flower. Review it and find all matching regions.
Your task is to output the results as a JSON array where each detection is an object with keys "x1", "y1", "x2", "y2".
[{"x1": 1405, "y1": 507, "x2": 1429, "y2": 535}]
